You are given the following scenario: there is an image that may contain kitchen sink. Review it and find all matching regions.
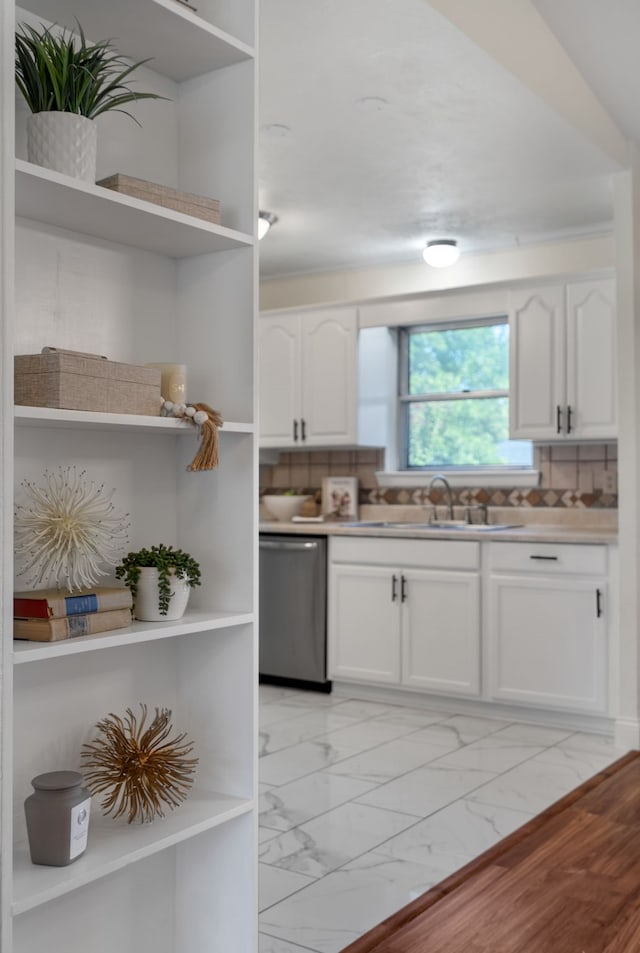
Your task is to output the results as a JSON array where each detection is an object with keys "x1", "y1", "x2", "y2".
[
  {"x1": 343, "y1": 521, "x2": 522, "y2": 531},
  {"x1": 384, "y1": 521, "x2": 469, "y2": 530},
  {"x1": 472, "y1": 523, "x2": 523, "y2": 531}
]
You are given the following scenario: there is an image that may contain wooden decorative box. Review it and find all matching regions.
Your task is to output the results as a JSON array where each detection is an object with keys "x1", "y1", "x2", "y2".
[
  {"x1": 14, "y1": 349, "x2": 161, "y2": 416},
  {"x1": 97, "y1": 173, "x2": 221, "y2": 224}
]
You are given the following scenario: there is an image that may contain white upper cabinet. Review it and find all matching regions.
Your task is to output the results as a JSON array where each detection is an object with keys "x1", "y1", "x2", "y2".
[
  {"x1": 259, "y1": 307, "x2": 358, "y2": 448},
  {"x1": 566, "y1": 279, "x2": 617, "y2": 440},
  {"x1": 510, "y1": 278, "x2": 616, "y2": 441},
  {"x1": 258, "y1": 314, "x2": 301, "y2": 446},
  {"x1": 509, "y1": 285, "x2": 565, "y2": 441}
]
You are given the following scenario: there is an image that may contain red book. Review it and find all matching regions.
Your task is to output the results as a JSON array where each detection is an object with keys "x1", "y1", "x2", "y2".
[{"x1": 14, "y1": 586, "x2": 132, "y2": 619}]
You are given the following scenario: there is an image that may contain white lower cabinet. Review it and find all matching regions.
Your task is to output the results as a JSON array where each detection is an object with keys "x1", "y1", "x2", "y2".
[
  {"x1": 328, "y1": 538, "x2": 480, "y2": 697},
  {"x1": 329, "y1": 535, "x2": 611, "y2": 719},
  {"x1": 401, "y1": 569, "x2": 480, "y2": 695},
  {"x1": 329, "y1": 565, "x2": 401, "y2": 683},
  {"x1": 485, "y1": 542, "x2": 608, "y2": 714}
]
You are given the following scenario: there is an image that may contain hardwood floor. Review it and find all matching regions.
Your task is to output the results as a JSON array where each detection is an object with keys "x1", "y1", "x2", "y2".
[{"x1": 342, "y1": 750, "x2": 640, "y2": 953}]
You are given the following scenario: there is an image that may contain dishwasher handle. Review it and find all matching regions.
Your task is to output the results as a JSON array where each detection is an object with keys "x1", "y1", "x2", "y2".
[{"x1": 260, "y1": 539, "x2": 320, "y2": 552}]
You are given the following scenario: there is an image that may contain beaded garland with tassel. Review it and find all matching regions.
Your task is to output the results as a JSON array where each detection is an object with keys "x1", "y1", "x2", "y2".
[{"x1": 160, "y1": 399, "x2": 224, "y2": 471}]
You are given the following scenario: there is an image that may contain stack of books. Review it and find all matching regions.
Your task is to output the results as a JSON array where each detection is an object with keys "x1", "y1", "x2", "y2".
[{"x1": 13, "y1": 586, "x2": 133, "y2": 642}]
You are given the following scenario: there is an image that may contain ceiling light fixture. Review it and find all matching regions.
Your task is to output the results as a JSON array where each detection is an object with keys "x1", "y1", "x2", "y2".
[
  {"x1": 422, "y1": 239, "x2": 460, "y2": 267},
  {"x1": 258, "y1": 211, "x2": 278, "y2": 240}
]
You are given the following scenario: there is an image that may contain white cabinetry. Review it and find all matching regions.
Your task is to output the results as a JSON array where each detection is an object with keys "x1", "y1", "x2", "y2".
[
  {"x1": 328, "y1": 564, "x2": 401, "y2": 683},
  {"x1": 329, "y1": 537, "x2": 480, "y2": 696},
  {"x1": 486, "y1": 543, "x2": 608, "y2": 714},
  {"x1": 1, "y1": 3, "x2": 257, "y2": 953},
  {"x1": 401, "y1": 568, "x2": 480, "y2": 695},
  {"x1": 510, "y1": 278, "x2": 616, "y2": 440},
  {"x1": 259, "y1": 308, "x2": 358, "y2": 447}
]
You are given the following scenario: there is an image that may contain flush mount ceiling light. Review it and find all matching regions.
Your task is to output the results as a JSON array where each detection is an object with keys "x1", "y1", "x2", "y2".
[
  {"x1": 422, "y1": 239, "x2": 460, "y2": 267},
  {"x1": 258, "y1": 211, "x2": 278, "y2": 240}
]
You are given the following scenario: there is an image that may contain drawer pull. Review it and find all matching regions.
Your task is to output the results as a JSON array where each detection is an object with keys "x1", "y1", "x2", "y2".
[
  {"x1": 567, "y1": 405, "x2": 573, "y2": 434},
  {"x1": 556, "y1": 405, "x2": 562, "y2": 434},
  {"x1": 529, "y1": 555, "x2": 558, "y2": 561},
  {"x1": 293, "y1": 419, "x2": 298, "y2": 442},
  {"x1": 596, "y1": 588, "x2": 603, "y2": 618},
  {"x1": 401, "y1": 575, "x2": 407, "y2": 603},
  {"x1": 391, "y1": 574, "x2": 398, "y2": 602}
]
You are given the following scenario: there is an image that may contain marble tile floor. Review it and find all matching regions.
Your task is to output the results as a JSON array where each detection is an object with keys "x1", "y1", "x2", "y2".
[{"x1": 257, "y1": 684, "x2": 627, "y2": 953}]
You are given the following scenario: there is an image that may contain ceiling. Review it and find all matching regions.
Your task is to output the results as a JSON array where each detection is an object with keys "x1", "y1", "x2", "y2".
[{"x1": 257, "y1": 0, "x2": 635, "y2": 281}]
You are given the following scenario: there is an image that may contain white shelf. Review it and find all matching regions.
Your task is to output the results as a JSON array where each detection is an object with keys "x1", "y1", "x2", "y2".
[
  {"x1": 5, "y1": 0, "x2": 258, "y2": 946},
  {"x1": 14, "y1": 405, "x2": 254, "y2": 434},
  {"x1": 16, "y1": 161, "x2": 254, "y2": 258},
  {"x1": 12, "y1": 791, "x2": 254, "y2": 915},
  {"x1": 13, "y1": 610, "x2": 253, "y2": 663},
  {"x1": 20, "y1": 0, "x2": 254, "y2": 81}
]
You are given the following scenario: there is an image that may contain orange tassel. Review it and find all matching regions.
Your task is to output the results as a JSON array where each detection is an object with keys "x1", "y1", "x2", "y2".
[{"x1": 187, "y1": 403, "x2": 224, "y2": 471}]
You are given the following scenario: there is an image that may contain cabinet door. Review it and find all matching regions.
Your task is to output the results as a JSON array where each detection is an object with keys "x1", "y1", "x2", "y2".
[
  {"x1": 401, "y1": 570, "x2": 480, "y2": 696},
  {"x1": 259, "y1": 314, "x2": 301, "y2": 447},
  {"x1": 509, "y1": 285, "x2": 565, "y2": 440},
  {"x1": 301, "y1": 308, "x2": 358, "y2": 445},
  {"x1": 487, "y1": 574, "x2": 607, "y2": 713},
  {"x1": 328, "y1": 564, "x2": 400, "y2": 683},
  {"x1": 566, "y1": 278, "x2": 616, "y2": 439}
]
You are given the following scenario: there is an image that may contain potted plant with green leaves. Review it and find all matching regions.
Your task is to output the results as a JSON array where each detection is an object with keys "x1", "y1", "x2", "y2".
[
  {"x1": 15, "y1": 20, "x2": 165, "y2": 182},
  {"x1": 115, "y1": 544, "x2": 201, "y2": 622}
]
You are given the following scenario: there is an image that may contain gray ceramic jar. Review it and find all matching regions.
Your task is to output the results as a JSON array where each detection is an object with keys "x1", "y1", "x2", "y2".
[{"x1": 24, "y1": 770, "x2": 91, "y2": 866}]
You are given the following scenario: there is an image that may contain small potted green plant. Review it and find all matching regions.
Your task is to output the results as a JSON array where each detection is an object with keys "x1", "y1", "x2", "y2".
[
  {"x1": 115, "y1": 544, "x2": 201, "y2": 622},
  {"x1": 15, "y1": 20, "x2": 165, "y2": 182}
]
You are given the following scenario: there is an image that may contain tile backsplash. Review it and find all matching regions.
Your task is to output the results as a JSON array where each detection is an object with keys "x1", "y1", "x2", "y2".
[
  {"x1": 261, "y1": 449, "x2": 385, "y2": 492},
  {"x1": 259, "y1": 443, "x2": 618, "y2": 510}
]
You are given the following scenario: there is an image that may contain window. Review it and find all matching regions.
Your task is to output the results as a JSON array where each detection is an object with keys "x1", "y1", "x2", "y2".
[{"x1": 399, "y1": 318, "x2": 532, "y2": 470}]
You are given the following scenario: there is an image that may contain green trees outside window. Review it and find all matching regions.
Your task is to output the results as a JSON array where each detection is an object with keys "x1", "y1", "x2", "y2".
[{"x1": 401, "y1": 320, "x2": 532, "y2": 469}]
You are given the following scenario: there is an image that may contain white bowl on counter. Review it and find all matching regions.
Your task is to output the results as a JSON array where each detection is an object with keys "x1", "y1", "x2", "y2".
[{"x1": 262, "y1": 494, "x2": 308, "y2": 521}]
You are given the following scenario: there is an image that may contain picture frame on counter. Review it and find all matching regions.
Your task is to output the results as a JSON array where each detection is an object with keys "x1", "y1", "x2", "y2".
[{"x1": 322, "y1": 476, "x2": 359, "y2": 521}]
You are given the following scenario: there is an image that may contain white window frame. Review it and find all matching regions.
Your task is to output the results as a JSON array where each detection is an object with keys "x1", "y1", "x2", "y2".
[{"x1": 378, "y1": 317, "x2": 538, "y2": 487}]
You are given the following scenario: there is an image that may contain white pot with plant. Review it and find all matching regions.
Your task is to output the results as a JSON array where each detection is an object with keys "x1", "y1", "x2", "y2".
[
  {"x1": 15, "y1": 21, "x2": 165, "y2": 182},
  {"x1": 115, "y1": 545, "x2": 201, "y2": 622}
]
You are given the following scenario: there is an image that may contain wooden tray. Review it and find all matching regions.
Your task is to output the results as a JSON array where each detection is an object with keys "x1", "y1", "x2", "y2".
[{"x1": 97, "y1": 173, "x2": 220, "y2": 224}]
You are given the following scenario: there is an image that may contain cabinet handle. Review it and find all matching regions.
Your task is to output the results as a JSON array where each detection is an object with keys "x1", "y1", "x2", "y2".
[
  {"x1": 556, "y1": 405, "x2": 563, "y2": 434},
  {"x1": 301, "y1": 418, "x2": 307, "y2": 441},
  {"x1": 567, "y1": 405, "x2": 573, "y2": 434},
  {"x1": 529, "y1": 555, "x2": 558, "y2": 561},
  {"x1": 391, "y1": 574, "x2": 398, "y2": 602},
  {"x1": 401, "y1": 575, "x2": 407, "y2": 603},
  {"x1": 293, "y1": 419, "x2": 298, "y2": 442},
  {"x1": 596, "y1": 588, "x2": 603, "y2": 618}
]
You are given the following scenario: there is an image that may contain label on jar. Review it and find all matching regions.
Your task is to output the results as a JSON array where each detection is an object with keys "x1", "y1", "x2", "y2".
[{"x1": 69, "y1": 797, "x2": 91, "y2": 860}]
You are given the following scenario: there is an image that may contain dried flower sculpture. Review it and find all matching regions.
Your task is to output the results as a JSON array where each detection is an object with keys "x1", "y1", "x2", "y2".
[
  {"x1": 160, "y1": 399, "x2": 224, "y2": 470},
  {"x1": 81, "y1": 704, "x2": 198, "y2": 824},
  {"x1": 14, "y1": 467, "x2": 129, "y2": 591}
]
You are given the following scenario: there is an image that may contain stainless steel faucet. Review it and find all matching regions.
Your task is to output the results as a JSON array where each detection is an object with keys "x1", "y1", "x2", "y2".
[{"x1": 428, "y1": 474, "x2": 454, "y2": 521}]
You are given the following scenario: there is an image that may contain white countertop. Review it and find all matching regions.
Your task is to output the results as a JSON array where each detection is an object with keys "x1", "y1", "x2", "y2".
[{"x1": 259, "y1": 520, "x2": 618, "y2": 545}]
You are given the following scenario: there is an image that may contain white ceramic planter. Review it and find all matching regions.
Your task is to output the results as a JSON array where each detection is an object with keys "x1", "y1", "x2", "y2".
[
  {"x1": 27, "y1": 112, "x2": 98, "y2": 183},
  {"x1": 134, "y1": 567, "x2": 191, "y2": 622}
]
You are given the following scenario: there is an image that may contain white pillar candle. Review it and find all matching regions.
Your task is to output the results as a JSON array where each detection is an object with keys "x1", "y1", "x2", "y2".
[{"x1": 146, "y1": 363, "x2": 188, "y2": 403}]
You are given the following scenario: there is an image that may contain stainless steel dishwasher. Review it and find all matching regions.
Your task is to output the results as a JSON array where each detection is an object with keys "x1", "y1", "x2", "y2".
[{"x1": 259, "y1": 534, "x2": 330, "y2": 692}]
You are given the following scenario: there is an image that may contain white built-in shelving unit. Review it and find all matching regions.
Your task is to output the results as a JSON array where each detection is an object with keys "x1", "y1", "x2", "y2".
[{"x1": 1, "y1": 0, "x2": 258, "y2": 950}]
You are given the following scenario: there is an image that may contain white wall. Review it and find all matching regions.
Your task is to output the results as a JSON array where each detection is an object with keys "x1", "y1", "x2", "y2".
[{"x1": 259, "y1": 234, "x2": 614, "y2": 314}]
